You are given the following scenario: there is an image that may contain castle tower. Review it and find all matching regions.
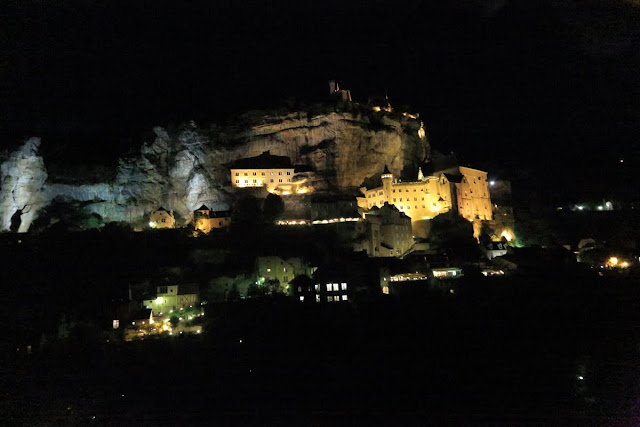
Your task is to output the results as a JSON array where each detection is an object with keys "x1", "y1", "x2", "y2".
[
  {"x1": 329, "y1": 80, "x2": 337, "y2": 94},
  {"x1": 381, "y1": 165, "x2": 394, "y2": 198}
]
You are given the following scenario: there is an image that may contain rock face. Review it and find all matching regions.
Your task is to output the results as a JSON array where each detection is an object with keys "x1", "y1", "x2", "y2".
[
  {"x1": 0, "y1": 111, "x2": 429, "y2": 232},
  {"x1": 0, "y1": 138, "x2": 48, "y2": 232}
]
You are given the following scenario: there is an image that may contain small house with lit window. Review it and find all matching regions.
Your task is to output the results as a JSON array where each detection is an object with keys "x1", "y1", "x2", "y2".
[
  {"x1": 193, "y1": 205, "x2": 231, "y2": 233},
  {"x1": 149, "y1": 207, "x2": 176, "y2": 229}
]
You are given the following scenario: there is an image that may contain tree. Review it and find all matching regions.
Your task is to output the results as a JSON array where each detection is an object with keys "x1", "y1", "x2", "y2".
[{"x1": 263, "y1": 193, "x2": 284, "y2": 224}]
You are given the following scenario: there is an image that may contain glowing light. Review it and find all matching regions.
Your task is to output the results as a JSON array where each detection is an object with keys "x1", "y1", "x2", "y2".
[
  {"x1": 489, "y1": 181, "x2": 496, "y2": 187},
  {"x1": 577, "y1": 205, "x2": 584, "y2": 211},
  {"x1": 372, "y1": 106, "x2": 381, "y2": 112},
  {"x1": 500, "y1": 230, "x2": 513, "y2": 242},
  {"x1": 609, "y1": 257, "x2": 619, "y2": 266},
  {"x1": 621, "y1": 261, "x2": 629, "y2": 268},
  {"x1": 156, "y1": 297, "x2": 163, "y2": 304},
  {"x1": 597, "y1": 206, "x2": 603, "y2": 211},
  {"x1": 149, "y1": 222, "x2": 155, "y2": 227},
  {"x1": 578, "y1": 376, "x2": 584, "y2": 381},
  {"x1": 282, "y1": 191, "x2": 291, "y2": 195}
]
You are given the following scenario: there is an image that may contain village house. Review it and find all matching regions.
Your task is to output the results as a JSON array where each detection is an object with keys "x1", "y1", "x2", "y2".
[
  {"x1": 149, "y1": 207, "x2": 176, "y2": 229},
  {"x1": 193, "y1": 204, "x2": 231, "y2": 233},
  {"x1": 142, "y1": 284, "x2": 199, "y2": 315},
  {"x1": 255, "y1": 256, "x2": 317, "y2": 292}
]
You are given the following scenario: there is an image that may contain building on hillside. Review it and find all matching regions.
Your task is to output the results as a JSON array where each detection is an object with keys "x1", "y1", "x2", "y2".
[
  {"x1": 256, "y1": 256, "x2": 317, "y2": 292},
  {"x1": 359, "y1": 203, "x2": 413, "y2": 257},
  {"x1": 142, "y1": 285, "x2": 199, "y2": 315},
  {"x1": 357, "y1": 165, "x2": 492, "y2": 223},
  {"x1": 149, "y1": 207, "x2": 176, "y2": 229},
  {"x1": 193, "y1": 205, "x2": 231, "y2": 233},
  {"x1": 229, "y1": 151, "x2": 295, "y2": 191}
]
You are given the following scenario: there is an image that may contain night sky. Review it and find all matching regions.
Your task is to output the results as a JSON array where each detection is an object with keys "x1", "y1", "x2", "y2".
[{"x1": 1, "y1": 0, "x2": 639, "y2": 204}]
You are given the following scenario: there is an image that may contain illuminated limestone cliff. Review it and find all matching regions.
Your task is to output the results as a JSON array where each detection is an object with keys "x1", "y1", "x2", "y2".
[{"x1": 0, "y1": 111, "x2": 428, "y2": 231}]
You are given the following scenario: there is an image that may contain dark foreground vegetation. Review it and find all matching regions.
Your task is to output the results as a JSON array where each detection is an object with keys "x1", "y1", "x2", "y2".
[{"x1": 3, "y1": 266, "x2": 640, "y2": 425}]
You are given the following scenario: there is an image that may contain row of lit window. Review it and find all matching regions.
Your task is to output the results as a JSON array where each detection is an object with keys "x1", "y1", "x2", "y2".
[
  {"x1": 326, "y1": 283, "x2": 347, "y2": 291},
  {"x1": 392, "y1": 187, "x2": 427, "y2": 193},
  {"x1": 236, "y1": 178, "x2": 291, "y2": 184},
  {"x1": 299, "y1": 295, "x2": 348, "y2": 302},
  {"x1": 235, "y1": 171, "x2": 291, "y2": 176}
]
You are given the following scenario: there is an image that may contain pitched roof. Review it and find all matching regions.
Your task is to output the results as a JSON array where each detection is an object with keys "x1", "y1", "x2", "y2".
[
  {"x1": 228, "y1": 151, "x2": 293, "y2": 169},
  {"x1": 155, "y1": 206, "x2": 168, "y2": 212},
  {"x1": 196, "y1": 204, "x2": 209, "y2": 211}
]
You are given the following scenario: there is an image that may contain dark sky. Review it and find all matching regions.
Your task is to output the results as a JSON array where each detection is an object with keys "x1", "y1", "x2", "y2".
[{"x1": 1, "y1": 0, "x2": 639, "y2": 203}]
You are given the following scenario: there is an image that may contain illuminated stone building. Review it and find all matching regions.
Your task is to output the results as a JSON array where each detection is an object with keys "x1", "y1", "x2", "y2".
[
  {"x1": 142, "y1": 285, "x2": 199, "y2": 315},
  {"x1": 357, "y1": 166, "x2": 493, "y2": 223},
  {"x1": 229, "y1": 151, "x2": 295, "y2": 191},
  {"x1": 229, "y1": 151, "x2": 314, "y2": 195},
  {"x1": 360, "y1": 203, "x2": 413, "y2": 257},
  {"x1": 193, "y1": 204, "x2": 230, "y2": 233},
  {"x1": 149, "y1": 207, "x2": 176, "y2": 229}
]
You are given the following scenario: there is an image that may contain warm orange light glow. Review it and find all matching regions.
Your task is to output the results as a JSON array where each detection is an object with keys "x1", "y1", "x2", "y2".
[
  {"x1": 609, "y1": 257, "x2": 619, "y2": 266},
  {"x1": 500, "y1": 230, "x2": 513, "y2": 242},
  {"x1": 621, "y1": 261, "x2": 630, "y2": 268}
]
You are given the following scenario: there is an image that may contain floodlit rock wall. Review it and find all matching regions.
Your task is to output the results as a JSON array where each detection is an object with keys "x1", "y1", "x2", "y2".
[{"x1": 0, "y1": 111, "x2": 429, "y2": 232}]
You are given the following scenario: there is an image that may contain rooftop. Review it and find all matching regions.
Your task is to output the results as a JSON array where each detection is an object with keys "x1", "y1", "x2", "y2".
[{"x1": 228, "y1": 151, "x2": 293, "y2": 170}]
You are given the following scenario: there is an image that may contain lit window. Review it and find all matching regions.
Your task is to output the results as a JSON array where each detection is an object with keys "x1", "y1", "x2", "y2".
[
  {"x1": 326, "y1": 284, "x2": 332, "y2": 291},
  {"x1": 299, "y1": 296, "x2": 304, "y2": 302},
  {"x1": 332, "y1": 283, "x2": 339, "y2": 291},
  {"x1": 342, "y1": 295, "x2": 348, "y2": 301},
  {"x1": 314, "y1": 284, "x2": 320, "y2": 291},
  {"x1": 327, "y1": 296, "x2": 332, "y2": 302},
  {"x1": 334, "y1": 296, "x2": 340, "y2": 301},
  {"x1": 316, "y1": 295, "x2": 320, "y2": 302},
  {"x1": 382, "y1": 286, "x2": 389, "y2": 294},
  {"x1": 341, "y1": 283, "x2": 347, "y2": 290}
]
